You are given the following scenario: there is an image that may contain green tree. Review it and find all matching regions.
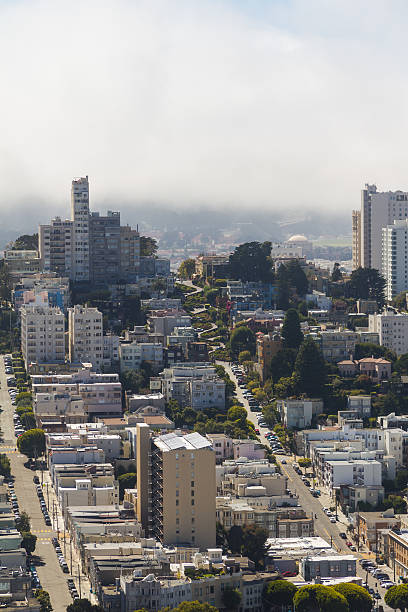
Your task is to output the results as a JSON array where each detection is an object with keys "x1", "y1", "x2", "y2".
[
  {"x1": 385, "y1": 584, "x2": 408, "y2": 611},
  {"x1": 21, "y1": 531, "x2": 37, "y2": 554},
  {"x1": 229, "y1": 241, "x2": 273, "y2": 282},
  {"x1": 118, "y1": 472, "x2": 136, "y2": 500},
  {"x1": 140, "y1": 236, "x2": 158, "y2": 257},
  {"x1": 222, "y1": 587, "x2": 242, "y2": 611},
  {"x1": 281, "y1": 308, "x2": 304, "y2": 349},
  {"x1": 395, "y1": 353, "x2": 408, "y2": 375},
  {"x1": 178, "y1": 259, "x2": 196, "y2": 279},
  {"x1": 0, "y1": 453, "x2": 10, "y2": 477},
  {"x1": 347, "y1": 267, "x2": 386, "y2": 309},
  {"x1": 216, "y1": 522, "x2": 228, "y2": 548},
  {"x1": 204, "y1": 288, "x2": 219, "y2": 305},
  {"x1": 120, "y1": 369, "x2": 145, "y2": 393},
  {"x1": 263, "y1": 579, "x2": 298, "y2": 611},
  {"x1": 12, "y1": 233, "x2": 38, "y2": 250},
  {"x1": 227, "y1": 525, "x2": 243, "y2": 554},
  {"x1": 17, "y1": 429, "x2": 45, "y2": 458},
  {"x1": 230, "y1": 326, "x2": 256, "y2": 357},
  {"x1": 298, "y1": 458, "x2": 311, "y2": 468},
  {"x1": 20, "y1": 411, "x2": 36, "y2": 430},
  {"x1": 238, "y1": 350, "x2": 252, "y2": 364},
  {"x1": 277, "y1": 265, "x2": 290, "y2": 310},
  {"x1": 269, "y1": 348, "x2": 297, "y2": 383},
  {"x1": 396, "y1": 469, "x2": 408, "y2": 491},
  {"x1": 171, "y1": 603, "x2": 218, "y2": 612},
  {"x1": 227, "y1": 406, "x2": 247, "y2": 425},
  {"x1": 294, "y1": 337, "x2": 326, "y2": 397},
  {"x1": 331, "y1": 262, "x2": 343, "y2": 282},
  {"x1": 274, "y1": 376, "x2": 298, "y2": 398},
  {"x1": 241, "y1": 524, "x2": 268, "y2": 567},
  {"x1": 293, "y1": 584, "x2": 349, "y2": 612},
  {"x1": 285, "y1": 260, "x2": 309, "y2": 296},
  {"x1": 66, "y1": 599, "x2": 104, "y2": 612},
  {"x1": 16, "y1": 511, "x2": 30, "y2": 533},
  {"x1": 34, "y1": 589, "x2": 53, "y2": 612},
  {"x1": 333, "y1": 583, "x2": 372, "y2": 612},
  {"x1": 393, "y1": 291, "x2": 407, "y2": 311},
  {"x1": 354, "y1": 342, "x2": 396, "y2": 361}
]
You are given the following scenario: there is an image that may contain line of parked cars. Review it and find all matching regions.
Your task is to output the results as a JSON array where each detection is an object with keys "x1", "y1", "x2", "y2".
[
  {"x1": 67, "y1": 578, "x2": 79, "y2": 600},
  {"x1": 7, "y1": 480, "x2": 20, "y2": 523},
  {"x1": 52, "y1": 537, "x2": 69, "y2": 573},
  {"x1": 29, "y1": 564, "x2": 41, "y2": 590},
  {"x1": 4, "y1": 355, "x2": 13, "y2": 376},
  {"x1": 359, "y1": 558, "x2": 394, "y2": 590},
  {"x1": 35, "y1": 482, "x2": 52, "y2": 526}
]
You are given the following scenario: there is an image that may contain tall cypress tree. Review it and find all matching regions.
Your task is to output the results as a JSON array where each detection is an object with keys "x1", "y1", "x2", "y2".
[
  {"x1": 281, "y1": 308, "x2": 304, "y2": 349},
  {"x1": 294, "y1": 336, "x2": 326, "y2": 397}
]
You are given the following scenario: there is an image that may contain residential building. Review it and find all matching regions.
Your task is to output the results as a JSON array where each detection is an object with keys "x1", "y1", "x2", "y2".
[
  {"x1": 20, "y1": 304, "x2": 65, "y2": 366},
  {"x1": 13, "y1": 273, "x2": 70, "y2": 312},
  {"x1": 89, "y1": 210, "x2": 121, "y2": 284},
  {"x1": 195, "y1": 254, "x2": 230, "y2": 278},
  {"x1": 126, "y1": 393, "x2": 165, "y2": 414},
  {"x1": 186, "y1": 342, "x2": 209, "y2": 362},
  {"x1": 71, "y1": 175, "x2": 90, "y2": 282},
  {"x1": 39, "y1": 217, "x2": 73, "y2": 277},
  {"x1": 256, "y1": 332, "x2": 282, "y2": 381},
  {"x1": 158, "y1": 364, "x2": 225, "y2": 410},
  {"x1": 338, "y1": 484, "x2": 385, "y2": 512},
  {"x1": 338, "y1": 358, "x2": 391, "y2": 380},
  {"x1": 347, "y1": 395, "x2": 372, "y2": 416},
  {"x1": 147, "y1": 310, "x2": 191, "y2": 340},
  {"x1": 369, "y1": 311, "x2": 408, "y2": 355},
  {"x1": 317, "y1": 329, "x2": 379, "y2": 362},
  {"x1": 206, "y1": 434, "x2": 266, "y2": 461},
  {"x1": 385, "y1": 529, "x2": 408, "y2": 579},
  {"x1": 34, "y1": 392, "x2": 85, "y2": 424},
  {"x1": 4, "y1": 249, "x2": 41, "y2": 280},
  {"x1": 357, "y1": 510, "x2": 400, "y2": 551},
  {"x1": 68, "y1": 305, "x2": 103, "y2": 370},
  {"x1": 119, "y1": 225, "x2": 140, "y2": 282},
  {"x1": 277, "y1": 398, "x2": 323, "y2": 429},
  {"x1": 354, "y1": 184, "x2": 408, "y2": 270},
  {"x1": 136, "y1": 425, "x2": 216, "y2": 550},
  {"x1": 378, "y1": 413, "x2": 408, "y2": 430},
  {"x1": 300, "y1": 555, "x2": 357, "y2": 581},
  {"x1": 382, "y1": 219, "x2": 408, "y2": 300},
  {"x1": 120, "y1": 574, "x2": 192, "y2": 612},
  {"x1": 324, "y1": 459, "x2": 382, "y2": 494},
  {"x1": 119, "y1": 342, "x2": 164, "y2": 372}
]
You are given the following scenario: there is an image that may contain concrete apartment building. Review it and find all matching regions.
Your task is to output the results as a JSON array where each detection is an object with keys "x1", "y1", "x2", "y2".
[
  {"x1": 147, "y1": 310, "x2": 192, "y2": 339},
  {"x1": 13, "y1": 273, "x2": 70, "y2": 312},
  {"x1": 358, "y1": 510, "x2": 400, "y2": 551},
  {"x1": 71, "y1": 176, "x2": 91, "y2": 282},
  {"x1": 20, "y1": 304, "x2": 65, "y2": 366},
  {"x1": 353, "y1": 184, "x2": 408, "y2": 270},
  {"x1": 136, "y1": 425, "x2": 216, "y2": 550},
  {"x1": 89, "y1": 211, "x2": 121, "y2": 284},
  {"x1": 369, "y1": 312, "x2": 408, "y2": 355},
  {"x1": 119, "y1": 341, "x2": 164, "y2": 372},
  {"x1": 119, "y1": 225, "x2": 140, "y2": 281},
  {"x1": 4, "y1": 249, "x2": 41, "y2": 281},
  {"x1": 34, "y1": 392, "x2": 85, "y2": 424},
  {"x1": 317, "y1": 329, "x2": 379, "y2": 362},
  {"x1": 277, "y1": 398, "x2": 323, "y2": 429},
  {"x1": 382, "y1": 219, "x2": 408, "y2": 300},
  {"x1": 300, "y1": 555, "x2": 357, "y2": 581},
  {"x1": 68, "y1": 305, "x2": 103, "y2": 370},
  {"x1": 39, "y1": 217, "x2": 73, "y2": 277},
  {"x1": 158, "y1": 364, "x2": 225, "y2": 410},
  {"x1": 323, "y1": 459, "x2": 382, "y2": 493}
]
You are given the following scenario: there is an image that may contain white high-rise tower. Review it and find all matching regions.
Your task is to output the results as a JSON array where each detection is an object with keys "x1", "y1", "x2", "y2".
[{"x1": 71, "y1": 176, "x2": 90, "y2": 282}]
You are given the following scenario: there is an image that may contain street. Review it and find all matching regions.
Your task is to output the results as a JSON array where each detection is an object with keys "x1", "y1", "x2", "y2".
[
  {"x1": 222, "y1": 361, "x2": 393, "y2": 610},
  {"x1": 0, "y1": 356, "x2": 73, "y2": 612}
]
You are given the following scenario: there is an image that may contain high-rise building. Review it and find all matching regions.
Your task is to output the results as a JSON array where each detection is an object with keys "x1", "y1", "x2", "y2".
[
  {"x1": 39, "y1": 217, "x2": 73, "y2": 277},
  {"x1": 382, "y1": 219, "x2": 408, "y2": 301},
  {"x1": 68, "y1": 305, "x2": 103, "y2": 370},
  {"x1": 369, "y1": 311, "x2": 408, "y2": 355},
  {"x1": 21, "y1": 305, "x2": 65, "y2": 366},
  {"x1": 353, "y1": 184, "x2": 408, "y2": 271},
  {"x1": 120, "y1": 225, "x2": 140, "y2": 282},
  {"x1": 89, "y1": 211, "x2": 121, "y2": 283},
  {"x1": 136, "y1": 425, "x2": 216, "y2": 550},
  {"x1": 71, "y1": 176, "x2": 90, "y2": 282}
]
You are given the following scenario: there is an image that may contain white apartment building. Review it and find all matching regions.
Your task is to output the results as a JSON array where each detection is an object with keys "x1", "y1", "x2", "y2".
[
  {"x1": 46, "y1": 431, "x2": 121, "y2": 460},
  {"x1": 324, "y1": 459, "x2": 382, "y2": 493},
  {"x1": 34, "y1": 392, "x2": 85, "y2": 422},
  {"x1": 39, "y1": 217, "x2": 73, "y2": 277},
  {"x1": 71, "y1": 176, "x2": 90, "y2": 282},
  {"x1": 277, "y1": 398, "x2": 323, "y2": 429},
  {"x1": 147, "y1": 311, "x2": 192, "y2": 339},
  {"x1": 159, "y1": 364, "x2": 225, "y2": 409},
  {"x1": 20, "y1": 305, "x2": 65, "y2": 366},
  {"x1": 354, "y1": 184, "x2": 408, "y2": 271},
  {"x1": 317, "y1": 330, "x2": 379, "y2": 362},
  {"x1": 119, "y1": 342, "x2": 164, "y2": 372},
  {"x1": 68, "y1": 305, "x2": 103, "y2": 370},
  {"x1": 59, "y1": 478, "x2": 118, "y2": 513},
  {"x1": 369, "y1": 312, "x2": 408, "y2": 355},
  {"x1": 103, "y1": 334, "x2": 119, "y2": 368},
  {"x1": 382, "y1": 219, "x2": 408, "y2": 300}
]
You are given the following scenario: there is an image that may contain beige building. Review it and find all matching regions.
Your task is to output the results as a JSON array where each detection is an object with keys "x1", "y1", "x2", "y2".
[
  {"x1": 120, "y1": 225, "x2": 140, "y2": 281},
  {"x1": 71, "y1": 176, "x2": 90, "y2": 282},
  {"x1": 21, "y1": 304, "x2": 65, "y2": 366},
  {"x1": 68, "y1": 305, "x2": 103, "y2": 370},
  {"x1": 352, "y1": 210, "x2": 361, "y2": 270},
  {"x1": 137, "y1": 425, "x2": 216, "y2": 550}
]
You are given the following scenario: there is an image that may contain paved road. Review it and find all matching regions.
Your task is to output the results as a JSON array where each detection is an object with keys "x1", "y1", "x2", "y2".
[
  {"x1": 0, "y1": 356, "x2": 73, "y2": 612},
  {"x1": 221, "y1": 361, "x2": 393, "y2": 609}
]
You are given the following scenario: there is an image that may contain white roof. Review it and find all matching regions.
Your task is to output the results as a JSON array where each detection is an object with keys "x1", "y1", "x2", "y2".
[{"x1": 154, "y1": 431, "x2": 212, "y2": 452}]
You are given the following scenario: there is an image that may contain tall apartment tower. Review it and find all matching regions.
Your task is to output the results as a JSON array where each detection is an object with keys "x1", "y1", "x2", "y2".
[
  {"x1": 136, "y1": 426, "x2": 216, "y2": 550},
  {"x1": 68, "y1": 305, "x2": 103, "y2": 370},
  {"x1": 352, "y1": 210, "x2": 361, "y2": 269},
  {"x1": 382, "y1": 219, "x2": 408, "y2": 301},
  {"x1": 71, "y1": 176, "x2": 90, "y2": 282},
  {"x1": 120, "y1": 225, "x2": 140, "y2": 282},
  {"x1": 39, "y1": 217, "x2": 73, "y2": 276},
  {"x1": 21, "y1": 305, "x2": 65, "y2": 366},
  {"x1": 89, "y1": 211, "x2": 121, "y2": 284},
  {"x1": 353, "y1": 184, "x2": 408, "y2": 271}
]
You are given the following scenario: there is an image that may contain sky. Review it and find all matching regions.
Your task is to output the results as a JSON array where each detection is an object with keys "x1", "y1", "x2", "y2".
[{"x1": 1, "y1": 0, "x2": 408, "y2": 224}]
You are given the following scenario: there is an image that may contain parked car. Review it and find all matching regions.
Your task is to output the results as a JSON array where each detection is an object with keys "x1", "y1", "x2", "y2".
[{"x1": 281, "y1": 571, "x2": 297, "y2": 577}]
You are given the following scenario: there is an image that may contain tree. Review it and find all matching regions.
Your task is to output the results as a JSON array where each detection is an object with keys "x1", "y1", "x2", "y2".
[
  {"x1": 227, "y1": 525, "x2": 243, "y2": 554},
  {"x1": 120, "y1": 369, "x2": 145, "y2": 393},
  {"x1": 298, "y1": 458, "x2": 311, "y2": 468},
  {"x1": 294, "y1": 337, "x2": 326, "y2": 397},
  {"x1": 17, "y1": 429, "x2": 45, "y2": 458},
  {"x1": 385, "y1": 584, "x2": 408, "y2": 611},
  {"x1": 178, "y1": 259, "x2": 196, "y2": 280},
  {"x1": 140, "y1": 236, "x2": 158, "y2": 257},
  {"x1": 331, "y1": 262, "x2": 343, "y2": 282},
  {"x1": 20, "y1": 411, "x2": 36, "y2": 430},
  {"x1": 354, "y1": 342, "x2": 396, "y2": 362},
  {"x1": 269, "y1": 348, "x2": 297, "y2": 383},
  {"x1": 227, "y1": 406, "x2": 247, "y2": 425},
  {"x1": 285, "y1": 260, "x2": 309, "y2": 296},
  {"x1": 347, "y1": 267, "x2": 386, "y2": 309},
  {"x1": 21, "y1": 531, "x2": 37, "y2": 554},
  {"x1": 274, "y1": 376, "x2": 298, "y2": 399},
  {"x1": 230, "y1": 326, "x2": 256, "y2": 357},
  {"x1": 166, "y1": 603, "x2": 218, "y2": 612},
  {"x1": 118, "y1": 472, "x2": 136, "y2": 500},
  {"x1": 16, "y1": 511, "x2": 30, "y2": 533},
  {"x1": 66, "y1": 599, "x2": 104, "y2": 612},
  {"x1": 34, "y1": 589, "x2": 52, "y2": 612},
  {"x1": 241, "y1": 524, "x2": 268, "y2": 567},
  {"x1": 238, "y1": 350, "x2": 252, "y2": 364},
  {"x1": 393, "y1": 291, "x2": 407, "y2": 311},
  {"x1": 281, "y1": 309, "x2": 304, "y2": 349},
  {"x1": 277, "y1": 265, "x2": 290, "y2": 310},
  {"x1": 0, "y1": 453, "x2": 10, "y2": 477},
  {"x1": 229, "y1": 241, "x2": 273, "y2": 282},
  {"x1": 263, "y1": 579, "x2": 298, "y2": 611},
  {"x1": 12, "y1": 233, "x2": 38, "y2": 250},
  {"x1": 222, "y1": 587, "x2": 242, "y2": 611},
  {"x1": 333, "y1": 583, "x2": 372, "y2": 612},
  {"x1": 293, "y1": 584, "x2": 349, "y2": 612}
]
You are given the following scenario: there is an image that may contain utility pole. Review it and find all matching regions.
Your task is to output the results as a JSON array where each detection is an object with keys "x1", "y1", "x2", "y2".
[
  {"x1": 78, "y1": 565, "x2": 81, "y2": 599},
  {"x1": 70, "y1": 537, "x2": 73, "y2": 575},
  {"x1": 46, "y1": 483, "x2": 49, "y2": 509}
]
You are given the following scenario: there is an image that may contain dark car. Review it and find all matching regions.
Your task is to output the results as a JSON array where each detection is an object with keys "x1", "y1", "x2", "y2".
[
  {"x1": 339, "y1": 532, "x2": 347, "y2": 539},
  {"x1": 33, "y1": 476, "x2": 40, "y2": 484}
]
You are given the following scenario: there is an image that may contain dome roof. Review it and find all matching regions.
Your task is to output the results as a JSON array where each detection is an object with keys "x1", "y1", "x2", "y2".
[{"x1": 287, "y1": 234, "x2": 308, "y2": 242}]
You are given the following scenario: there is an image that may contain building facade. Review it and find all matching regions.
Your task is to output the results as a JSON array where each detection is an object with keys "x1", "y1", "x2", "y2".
[
  {"x1": 68, "y1": 305, "x2": 103, "y2": 370},
  {"x1": 21, "y1": 305, "x2": 65, "y2": 366}
]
